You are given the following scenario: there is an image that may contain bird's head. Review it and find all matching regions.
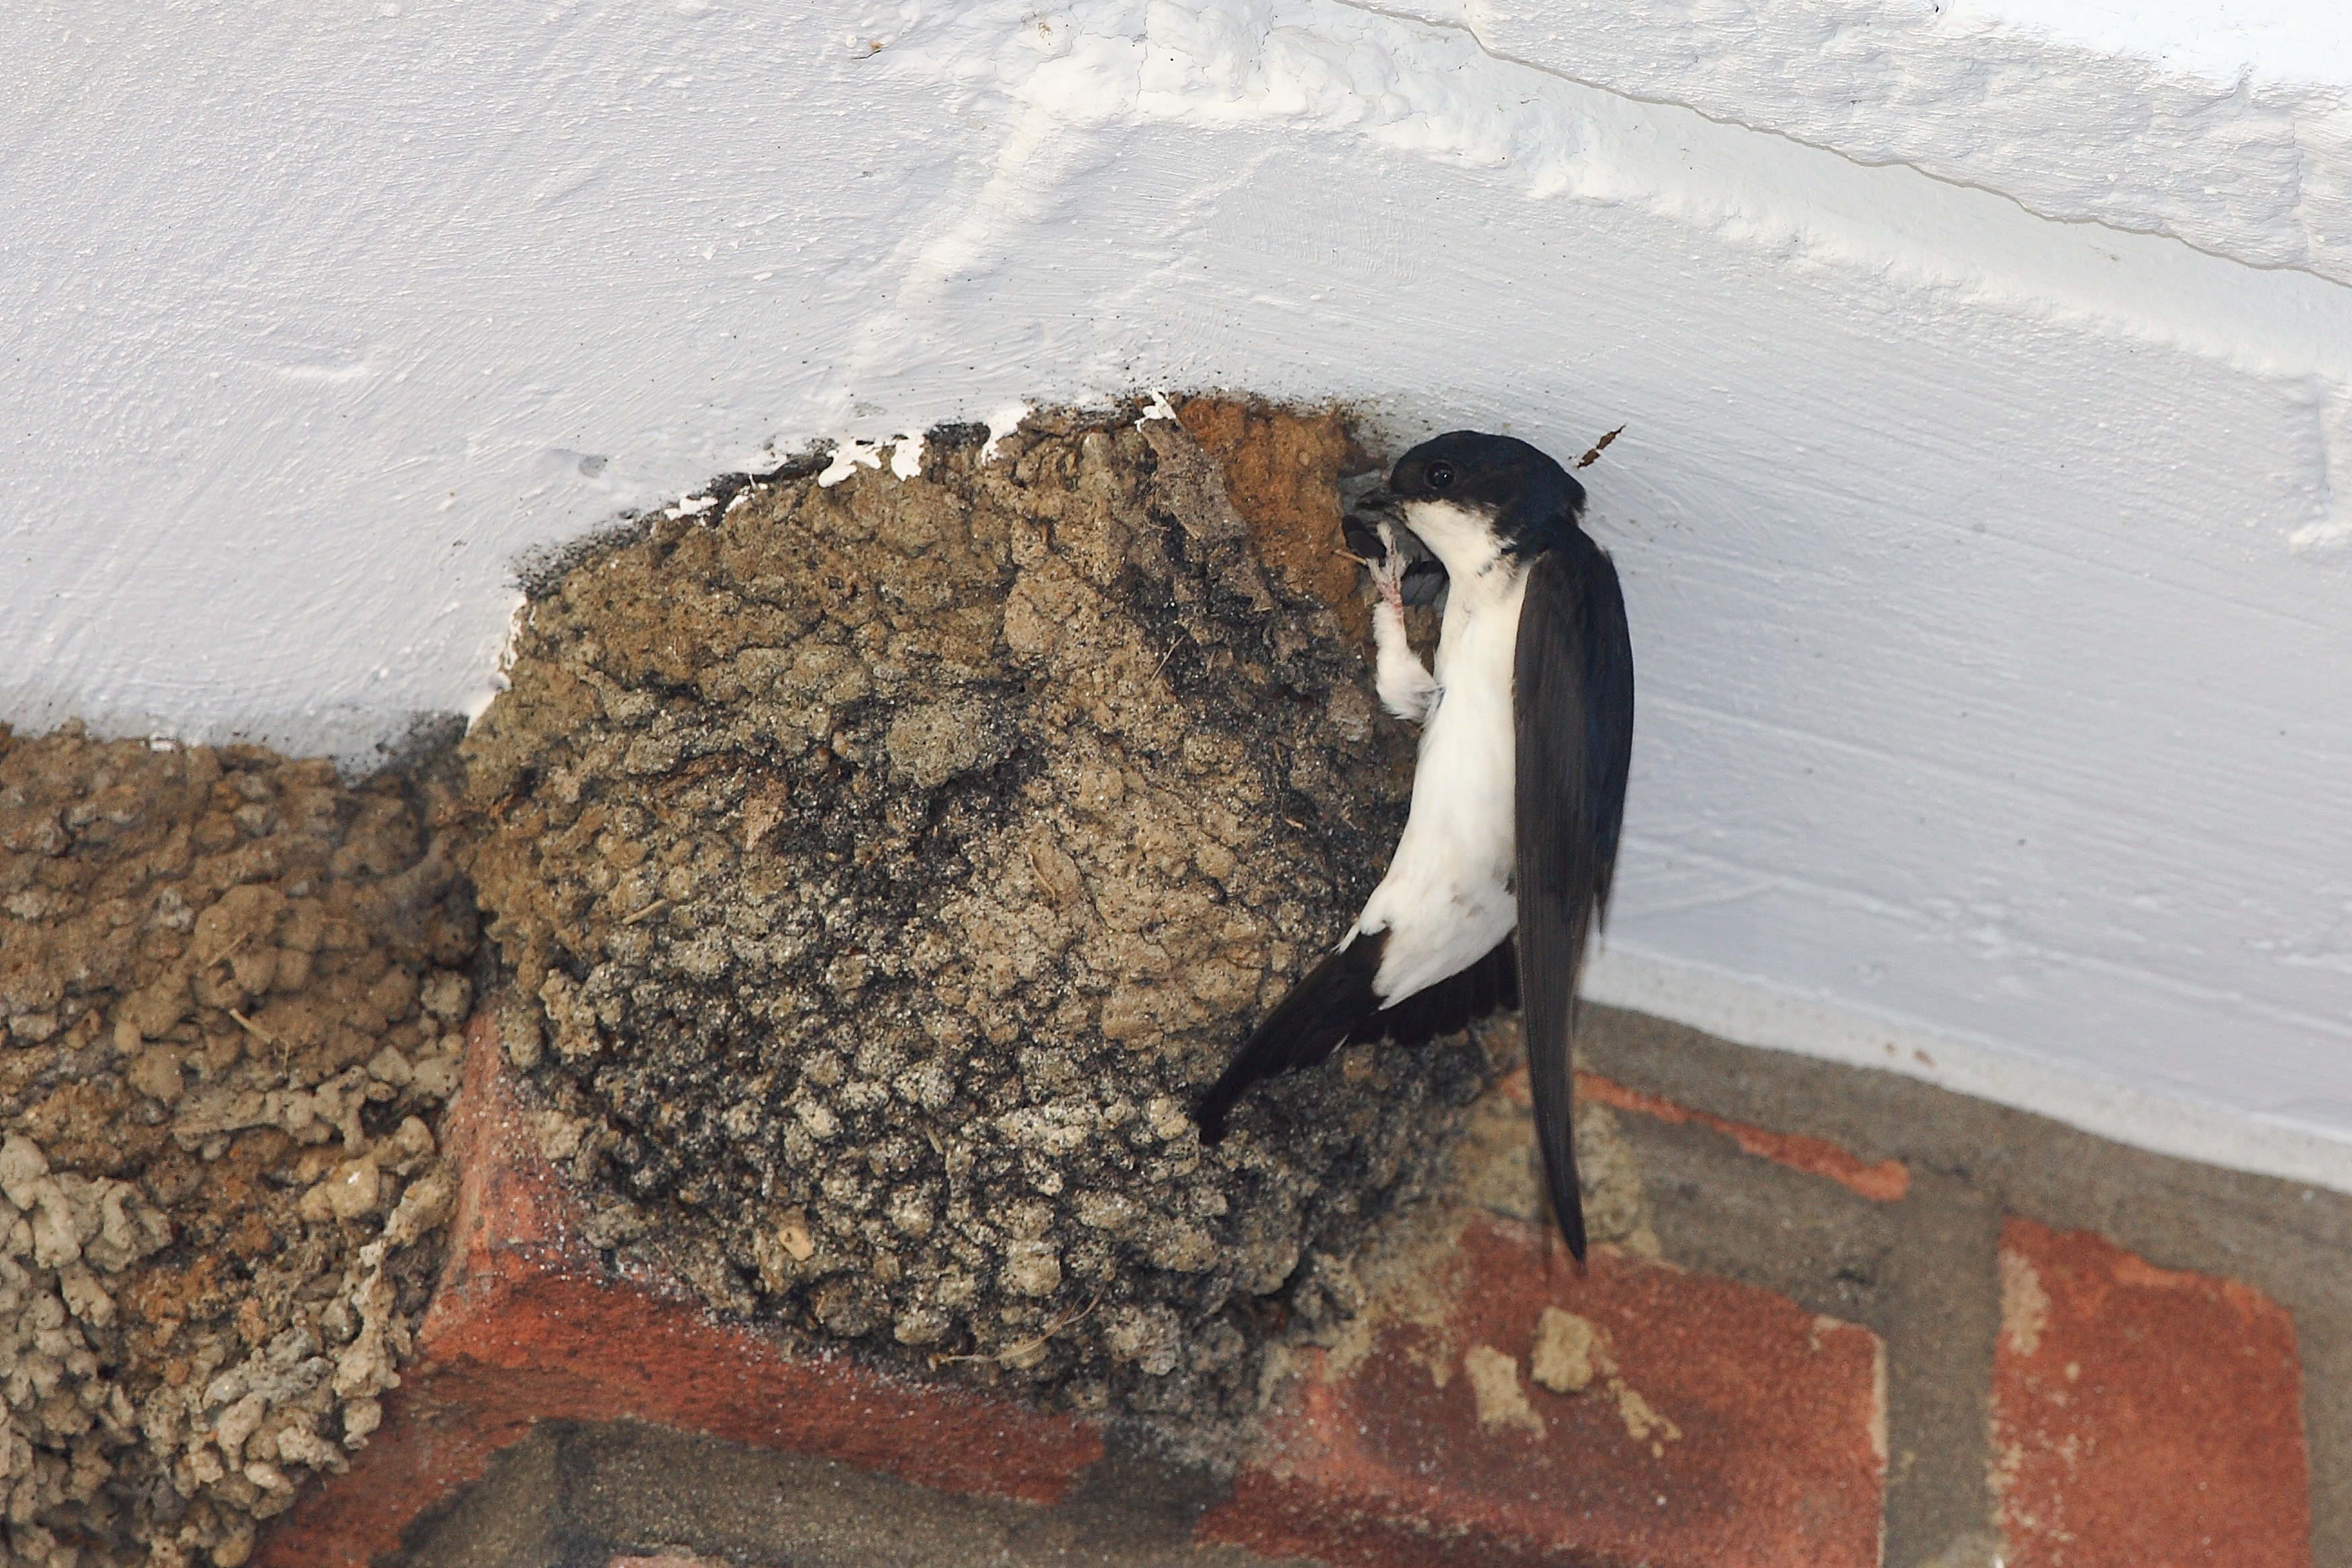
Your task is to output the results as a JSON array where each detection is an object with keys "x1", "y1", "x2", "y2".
[{"x1": 1387, "y1": 432, "x2": 1585, "y2": 565}]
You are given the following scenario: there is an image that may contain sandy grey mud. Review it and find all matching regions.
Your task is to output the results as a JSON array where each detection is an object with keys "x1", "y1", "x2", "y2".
[
  {"x1": 399, "y1": 1421, "x2": 1300, "y2": 1568},
  {"x1": 457, "y1": 402, "x2": 1492, "y2": 1426},
  {"x1": 1571, "y1": 1003, "x2": 2352, "y2": 1568},
  {"x1": 0, "y1": 722, "x2": 479, "y2": 1568}
]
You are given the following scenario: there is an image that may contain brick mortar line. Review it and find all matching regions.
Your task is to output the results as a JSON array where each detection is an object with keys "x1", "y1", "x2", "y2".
[{"x1": 1575, "y1": 1069, "x2": 1910, "y2": 1202}]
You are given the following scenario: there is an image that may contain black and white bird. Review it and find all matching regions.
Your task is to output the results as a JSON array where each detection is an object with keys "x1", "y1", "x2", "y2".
[{"x1": 1194, "y1": 432, "x2": 1634, "y2": 1259}]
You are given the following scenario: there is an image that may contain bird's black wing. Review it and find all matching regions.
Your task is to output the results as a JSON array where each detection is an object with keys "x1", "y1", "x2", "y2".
[
  {"x1": 1357, "y1": 936, "x2": 1517, "y2": 1048},
  {"x1": 1513, "y1": 536, "x2": 1634, "y2": 1259},
  {"x1": 1195, "y1": 931, "x2": 1388, "y2": 1144},
  {"x1": 1195, "y1": 930, "x2": 1519, "y2": 1144}
]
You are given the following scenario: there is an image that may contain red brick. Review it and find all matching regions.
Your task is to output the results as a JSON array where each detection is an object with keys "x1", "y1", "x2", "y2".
[
  {"x1": 1570, "y1": 1071, "x2": 1909, "y2": 1203},
  {"x1": 254, "y1": 1009, "x2": 1103, "y2": 1568},
  {"x1": 1199, "y1": 1213, "x2": 1887, "y2": 1567},
  {"x1": 1991, "y1": 1218, "x2": 2310, "y2": 1568}
]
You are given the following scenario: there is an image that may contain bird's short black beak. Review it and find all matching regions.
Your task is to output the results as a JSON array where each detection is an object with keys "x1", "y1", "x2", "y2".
[{"x1": 1340, "y1": 490, "x2": 1404, "y2": 561}]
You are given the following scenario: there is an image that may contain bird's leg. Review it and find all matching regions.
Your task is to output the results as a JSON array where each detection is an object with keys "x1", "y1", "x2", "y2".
[{"x1": 1370, "y1": 522, "x2": 1440, "y2": 723}]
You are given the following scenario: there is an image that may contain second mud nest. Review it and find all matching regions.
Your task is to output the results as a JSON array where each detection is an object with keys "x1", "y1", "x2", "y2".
[{"x1": 460, "y1": 404, "x2": 1497, "y2": 1420}]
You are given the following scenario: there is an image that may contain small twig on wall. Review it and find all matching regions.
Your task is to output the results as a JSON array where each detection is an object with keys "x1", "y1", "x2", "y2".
[
  {"x1": 1575, "y1": 425, "x2": 1626, "y2": 470},
  {"x1": 622, "y1": 898, "x2": 671, "y2": 926},
  {"x1": 228, "y1": 1006, "x2": 285, "y2": 1069},
  {"x1": 930, "y1": 1293, "x2": 1104, "y2": 1368}
]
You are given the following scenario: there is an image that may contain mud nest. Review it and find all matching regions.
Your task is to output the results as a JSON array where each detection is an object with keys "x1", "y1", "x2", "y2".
[
  {"x1": 460, "y1": 403, "x2": 1498, "y2": 1419},
  {"x1": 0, "y1": 723, "x2": 478, "y2": 1567}
]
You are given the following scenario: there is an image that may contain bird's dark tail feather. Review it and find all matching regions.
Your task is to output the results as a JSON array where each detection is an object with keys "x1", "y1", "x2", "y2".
[
  {"x1": 1371, "y1": 938, "x2": 1517, "y2": 1048},
  {"x1": 1195, "y1": 931, "x2": 1388, "y2": 1145},
  {"x1": 1195, "y1": 932, "x2": 1520, "y2": 1144}
]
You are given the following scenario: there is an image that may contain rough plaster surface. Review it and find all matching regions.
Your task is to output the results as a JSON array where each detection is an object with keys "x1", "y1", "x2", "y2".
[
  {"x1": 1380, "y1": 0, "x2": 2352, "y2": 285},
  {"x1": 5, "y1": 2, "x2": 2351, "y2": 1169}
]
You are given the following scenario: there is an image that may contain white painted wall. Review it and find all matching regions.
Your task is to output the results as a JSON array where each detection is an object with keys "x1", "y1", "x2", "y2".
[{"x1": 7, "y1": 1, "x2": 2350, "y2": 1182}]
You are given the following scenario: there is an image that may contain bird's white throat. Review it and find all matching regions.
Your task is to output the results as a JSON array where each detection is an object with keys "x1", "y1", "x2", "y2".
[{"x1": 1400, "y1": 499, "x2": 1515, "y2": 597}]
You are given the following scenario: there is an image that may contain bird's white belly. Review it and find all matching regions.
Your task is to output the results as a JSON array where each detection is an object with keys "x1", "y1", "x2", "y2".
[{"x1": 1357, "y1": 571, "x2": 1525, "y2": 1003}]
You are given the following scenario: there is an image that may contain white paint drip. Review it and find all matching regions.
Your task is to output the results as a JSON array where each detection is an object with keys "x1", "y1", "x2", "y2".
[
  {"x1": 980, "y1": 402, "x2": 1032, "y2": 462},
  {"x1": 889, "y1": 430, "x2": 926, "y2": 479},
  {"x1": 462, "y1": 591, "x2": 531, "y2": 729},
  {"x1": 818, "y1": 438, "x2": 887, "y2": 487},
  {"x1": 2288, "y1": 385, "x2": 2352, "y2": 556},
  {"x1": 1136, "y1": 389, "x2": 1177, "y2": 427}
]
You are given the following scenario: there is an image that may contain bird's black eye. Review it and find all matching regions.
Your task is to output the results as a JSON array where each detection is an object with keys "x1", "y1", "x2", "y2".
[{"x1": 1425, "y1": 461, "x2": 1455, "y2": 489}]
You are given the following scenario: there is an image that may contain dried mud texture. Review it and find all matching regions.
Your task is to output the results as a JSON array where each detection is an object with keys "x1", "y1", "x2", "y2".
[
  {"x1": 1174, "y1": 399, "x2": 1371, "y2": 646},
  {"x1": 460, "y1": 403, "x2": 1497, "y2": 1422},
  {"x1": 0, "y1": 724, "x2": 477, "y2": 1567}
]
